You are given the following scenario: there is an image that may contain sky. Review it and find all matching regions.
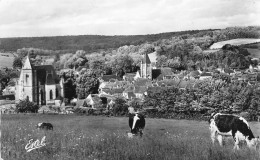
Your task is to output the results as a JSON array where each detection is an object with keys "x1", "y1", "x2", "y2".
[{"x1": 0, "y1": 0, "x2": 259, "y2": 38}]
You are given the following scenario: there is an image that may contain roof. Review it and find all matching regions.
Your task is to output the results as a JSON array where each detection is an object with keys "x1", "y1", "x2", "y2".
[
  {"x1": 159, "y1": 79, "x2": 181, "y2": 87},
  {"x1": 200, "y1": 72, "x2": 212, "y2": 77},
  {"x1": 152, "y1": 68, "x2": 174, "y2": 80},
  {"x1": 147, "y1": 52, "x2": 157, "y2": 63},
  {"x1": 124, "y1": 73, "x2": 136, "y2": 81},
  {"x1": 127, "y1": 92, "x2": 136, "y2": 99},
  {"x1": 190, "y1": 71, "x2": 200, "y2": 77},
  {"x1": 124, "y1": 85, "x2": 135, "y2": 92},
  {"x1": 124, "y1": 73, "x2": 136, "y2": 78},
  {"x1": 33, "y1": 65, "x2": 55, "y2": 72},
  {"x1": 224, "y1": 68, "x2": 234, "y2": 74},
  {"x1": 76, "y1": 99, "x2": 85, "y2": 107},
  {"x1": 142, "y1": 53, "x2": 151, "y2": 64},
  {"x1": 134, "y1": 86, "x2": 147, "y2": 94},
  {"x1": 110, "y1": 88, "x2": 124, "y2": 94},
  {"x1": 34, "y1": 65, "x2": 59, "y2": 85},
  {"x1": 100, "y1": 75, "x2": 122, "y2": 82},
  {"x1": 134, "y1": 78, "x2": 151, "y2": 86},
  {"x1": 99, "y1": 93, "x2": 116, "y2": 100},
  {"x1": 46, "y1": 74, "x2": 55, "y2": 85},
  {"x1": 161, "y1": 67, "x2": 173, "y2": 75},
  {"x1": 177, "y1": 80, "x2": 195, "y2": 89}
]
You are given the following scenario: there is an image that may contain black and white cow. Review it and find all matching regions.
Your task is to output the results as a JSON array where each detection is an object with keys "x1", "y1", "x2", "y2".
[
  {"x1": 36, "y1": 122, "x2": 53, "y2": 130},
  {"x1": 209, "y1": 113, "x2": 259, "y2": 149},
  {"x1": 129, "y1": 113, "x2": 145, "y2": 137}
]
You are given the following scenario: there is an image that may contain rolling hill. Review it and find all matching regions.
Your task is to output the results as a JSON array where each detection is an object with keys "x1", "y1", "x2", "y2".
[{"x1": 0, "y1": 29, "x2": 216, "y2": 52}]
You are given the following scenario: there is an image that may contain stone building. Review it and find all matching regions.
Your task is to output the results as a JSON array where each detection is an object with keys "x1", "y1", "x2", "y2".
[
  {"x1": 140, "y1": 53, "x2": 152, "y2": 79},
  {"x1": 16, "y1": 56, "x2": 62, "y2": 105}
]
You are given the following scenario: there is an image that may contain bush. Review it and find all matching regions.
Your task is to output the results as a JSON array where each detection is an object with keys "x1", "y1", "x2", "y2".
[
  {"x1": 16, "y1": 99, "x2": 39, "y2": 113},
  {"x1": 111, "y1": 98, "x2": 129, "y2": 116}
]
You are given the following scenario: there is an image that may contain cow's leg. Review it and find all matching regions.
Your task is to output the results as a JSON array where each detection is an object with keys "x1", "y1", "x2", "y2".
[
  {"x1": 210, "y1": 127, "x2": 216, "y2": 144},
  {"x1": 139, "y1": 129, "x2": 143, "y2": 137},
  {"x1": 233, "y1": 131, "x2": 240, "y2": 150},
  {"x1": 217, "y1": 134, "x2": 223, "y2": 146},
  {"x1": 233, "y1": 139, "x2": 240, "y2": 150}
]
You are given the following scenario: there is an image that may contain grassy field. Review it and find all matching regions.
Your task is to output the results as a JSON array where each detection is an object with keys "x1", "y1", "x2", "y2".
[
  {"x1": 246, "y1": 48, "x2": 260, "y2": 58},
  {"x1": 210, "y1": 38, "x2": 260, "y2": 49},
  {"x1": 0, "y1": 53, "x2": 15, "y2": 68},
  {"x1": 1, "y1": 114, "x2": 260, "y2": 160}
]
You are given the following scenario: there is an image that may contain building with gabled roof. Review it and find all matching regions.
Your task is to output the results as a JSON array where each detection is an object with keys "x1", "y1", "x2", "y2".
[
  {"x1": 16, "y1": 55, "x2": 62, "y2": 105},
  {"x1": 140, "y1": 53, "x2": 152, "y2": 79},
  {"x1": 152, "y1": 67, "x2": 175, "y2": 80}
]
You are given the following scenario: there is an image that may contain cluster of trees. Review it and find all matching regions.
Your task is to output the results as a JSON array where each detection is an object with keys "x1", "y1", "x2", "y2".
[
  {"x1": 142, "y1": 79, "x2": 260, "y2": 120},
  {"x1": 0, "y1": 68, "x2": 19, "y2": 94}
]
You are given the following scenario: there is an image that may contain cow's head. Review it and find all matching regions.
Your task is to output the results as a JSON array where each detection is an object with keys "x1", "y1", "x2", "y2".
[
  {"x1": 36, "y1": 123, "x2": 42, "y2": 129},
  {"x1": 247, "y1": 136, "x2": 260, "y2": 149}
]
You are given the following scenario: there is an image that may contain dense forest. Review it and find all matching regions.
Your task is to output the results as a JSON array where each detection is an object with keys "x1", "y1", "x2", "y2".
[{"x1": 0, "y1": 29, "x2": 216, "y2": 52}]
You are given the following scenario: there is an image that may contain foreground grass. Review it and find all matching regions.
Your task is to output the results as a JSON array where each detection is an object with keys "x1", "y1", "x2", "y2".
[{"x1": 1, "y1": 114, "x2": 260, "y2": 160}]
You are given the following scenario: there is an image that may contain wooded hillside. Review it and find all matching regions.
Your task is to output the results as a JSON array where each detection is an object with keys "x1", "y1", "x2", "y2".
[{"x1": 0, "y1": 30, "x2": 215, "y2": 52}]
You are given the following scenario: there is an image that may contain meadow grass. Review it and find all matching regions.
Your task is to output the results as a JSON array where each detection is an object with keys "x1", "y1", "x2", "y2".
[{"x1": 1, "y1": 114, "x2": 260, "y2": 160}]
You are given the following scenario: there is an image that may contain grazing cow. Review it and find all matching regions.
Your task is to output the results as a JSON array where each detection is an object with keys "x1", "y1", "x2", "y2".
[
  {"x1": 209, "y1": 113, "x2": 259, "y2": 150},
  {"x1": 36, "y1": 122, "x2": 53, "y2": 131},
  {"x1": 129, "y1": 113, "x2": 145, "y2": 137}
]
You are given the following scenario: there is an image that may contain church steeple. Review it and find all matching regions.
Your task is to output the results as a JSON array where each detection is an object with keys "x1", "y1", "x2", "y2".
[
  {"x1": 23, "y1": 55, "x2": 32, "y2": 70},
  {"x1": 142, "y1": 53, "x2": 151, "y2": 64},
  {"x1": 140, "y1": 53, "x2": 152, "y2": 79}
]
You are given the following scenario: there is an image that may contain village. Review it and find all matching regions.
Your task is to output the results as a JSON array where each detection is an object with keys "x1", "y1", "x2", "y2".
[{"x1": 1, "y1": 48, "x2": 260, "y2": 117}]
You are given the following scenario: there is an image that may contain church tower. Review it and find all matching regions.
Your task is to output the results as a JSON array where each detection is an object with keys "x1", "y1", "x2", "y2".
[
  {"x1": 140, "y1": 53, "x2": 152, "y2": 79},
  {"x1": 17, "y1": 55, "x2": 36, "y2": 101}
]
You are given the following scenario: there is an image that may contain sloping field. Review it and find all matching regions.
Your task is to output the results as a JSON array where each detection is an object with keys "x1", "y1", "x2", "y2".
[
  {"x1": 0, "y1": 53, "x2": 15, "y2": 68},
  {"x1": 1, "y1": 114, "x2": 260, "y2": 160},
  {"x1": 210, "y1": 38, "x2": 260, "y2": 49},
  {"x1": 246, "y1": 48, "x2": 260, "y2": 58}
]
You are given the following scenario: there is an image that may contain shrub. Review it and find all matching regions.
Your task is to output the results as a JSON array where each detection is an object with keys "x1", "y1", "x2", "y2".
[
  {"x1": 16, "y1": 99, "x2": 39, "y2": 113},
  {"x1": 111, "y1": 98, "x2": 129, "y2": 116}
]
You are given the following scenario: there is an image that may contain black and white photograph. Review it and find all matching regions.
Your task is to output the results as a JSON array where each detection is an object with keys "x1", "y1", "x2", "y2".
[{"x1": 0, "y1": 0, "x2": 260, "y2": 159}]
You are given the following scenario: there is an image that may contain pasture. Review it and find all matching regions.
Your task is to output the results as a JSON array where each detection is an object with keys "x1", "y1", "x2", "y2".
[
  {"x1": 1, "y1": 114, "x2": 260, "y2": 160},
  {"x1": 246, "y1": 48, "x2": 260, "y2": 59},
  {"x1": 210, "y1": 38, "x2": 260, "y2": 49},
  {"x1": 0, "y1": 53, "x2": 15, "y2": 68}
]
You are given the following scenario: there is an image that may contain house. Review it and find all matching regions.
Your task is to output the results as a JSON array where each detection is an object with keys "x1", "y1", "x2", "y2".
[
  {"x1": 199, "y1": 72, "x2": 212, "y2": 80},
  {"x1": 189, "y1": 71, "x2": 200, "y2": 79},
  {"x1": 134, "y1": 86, "x2": 147, "y2": 99},
  {"x1": 2, "y1": 86, "x2": 15, "y2": 95},
  {"x1": 99, "y1": 74, "x2": 122, "y2": 82},
  {"x1": 15, "y1": 55, "x2": 62, "y2": 105},
  {"x1": 123, "y1": 73, "x2": 136, "y2": 81},
  {"x1": 85, "y1": 94, "x2": 104, "y2": 109},
  {"x1": 217, "y1": 68, "x2": 235, "y2": 75},
  {"x1": 123, "y1": 91, "x2": 136, "y2": 100},
  {"x1": 135, "y1": 71, "x2": 141, "y2": 80},
  {"x1": 223, "y1": 68, "x2": 235, "y2": 75},
  {"x1": 134, "y1": 78, "x2": 152, "y2": 87},
  {"x1": 152, "y1": 67, "x2": 175, "y2": 80},
  {"x1": 177, "y1": 80, "x2": 196, "y2": 90},
  {"x1": 111, "y1": 88, "x2": 124, "y2": 97}
]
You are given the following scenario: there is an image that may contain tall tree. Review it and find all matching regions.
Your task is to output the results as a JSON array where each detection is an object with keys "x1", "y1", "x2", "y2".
[{"x1": 76, "y1": 69, "x2": 100, "y2": 99}]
